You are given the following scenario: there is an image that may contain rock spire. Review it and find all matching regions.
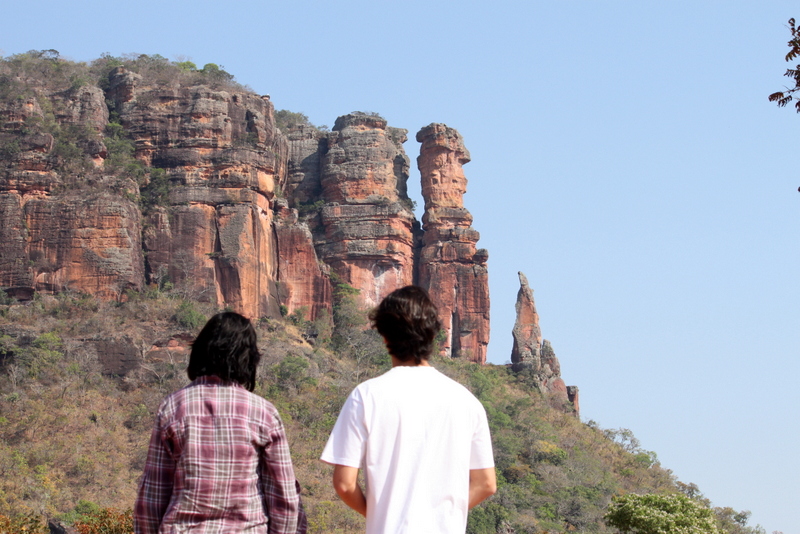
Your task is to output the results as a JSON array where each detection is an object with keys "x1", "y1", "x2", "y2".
[
  {"x1": 511, "y1": 272, "x2": 579, "y2": 415},
  {"x1": 416, "y1": 124, "x2": 490, "y2": 364}
]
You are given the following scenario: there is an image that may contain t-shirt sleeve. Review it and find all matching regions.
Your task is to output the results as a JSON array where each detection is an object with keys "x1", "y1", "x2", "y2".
[
  {"x1": 470, "y1": 402, "x2": 495, "y2": 470},
  {"x1": 320, "y1": 388, "x2": 367, "y2": 468}
]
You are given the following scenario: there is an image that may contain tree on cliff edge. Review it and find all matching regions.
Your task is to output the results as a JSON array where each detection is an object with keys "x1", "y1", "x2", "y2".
[{"x1": 769, "y1": 18, "x2": 800, "y2": 111}]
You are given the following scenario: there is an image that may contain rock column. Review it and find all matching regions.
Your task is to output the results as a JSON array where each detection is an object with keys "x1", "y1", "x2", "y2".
[
  {"x1": 315, "y1": 113, "x2": 417, "y2": 308},
  {"x1": 416, "y1": 124, "x2": 489, "y2": 363}
]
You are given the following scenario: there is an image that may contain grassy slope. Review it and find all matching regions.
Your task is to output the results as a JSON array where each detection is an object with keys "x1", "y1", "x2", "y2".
[{"x1": 0, "y1": 292, "x2": 678, "y2": 533}]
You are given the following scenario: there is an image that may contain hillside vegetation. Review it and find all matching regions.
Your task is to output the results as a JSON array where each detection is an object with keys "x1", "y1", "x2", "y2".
[{"x1": 0, "y1": 287, "x2": 764, "y2": 533}]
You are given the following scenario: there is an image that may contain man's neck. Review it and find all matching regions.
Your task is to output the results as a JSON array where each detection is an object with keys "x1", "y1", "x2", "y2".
[{"x1": 390, "y1": 356, "x2": 431, "y2": 368}]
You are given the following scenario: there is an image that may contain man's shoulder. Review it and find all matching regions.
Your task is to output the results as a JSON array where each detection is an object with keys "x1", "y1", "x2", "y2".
[{"x1": 356, "y1": 367, "x2": 483, "y2": 405}]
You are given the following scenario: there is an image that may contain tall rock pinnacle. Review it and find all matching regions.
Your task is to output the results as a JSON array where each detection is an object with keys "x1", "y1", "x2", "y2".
[
  {"x1": 416, "y1": 124, "x2": 489, "y2": 364},
  {"x1": 511, "y1": 272, "x2": 543, "y2": 367},
  {"x1": 511, "y1": 272, "x2": 579, "y2": 415}
]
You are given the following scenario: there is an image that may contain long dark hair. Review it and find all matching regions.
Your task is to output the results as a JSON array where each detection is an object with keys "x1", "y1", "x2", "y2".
[
  {"x1": 187, "y1": 312, "x2": 261, "y2": 391},
  {"x1": 369, "y1": 286, "x2": 442, "y2": 365}
]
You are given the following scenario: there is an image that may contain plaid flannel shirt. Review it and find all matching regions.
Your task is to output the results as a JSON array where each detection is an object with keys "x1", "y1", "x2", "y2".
[{"x1": 134, "y1": 376, "x2": 300, "y2": 534}]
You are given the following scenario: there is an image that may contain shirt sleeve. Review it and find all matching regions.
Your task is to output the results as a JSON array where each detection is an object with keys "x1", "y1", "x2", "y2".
[
  {"x1": 134, "y1": 410, "x2": 176, "y2": 534},
  {"x1": 260, "y1": 414, "x2": 300, "y2": 534},
  {"x1": 470, "y1": 402, "x2": 495, "y2": 470},
  {"x1": 319, "y1": 388, "x2": 367, "y2": 468}
]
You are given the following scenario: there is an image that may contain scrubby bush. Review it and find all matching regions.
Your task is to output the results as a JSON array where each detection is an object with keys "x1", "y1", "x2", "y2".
[
  {"x1": 0, "y1": 512, "x2": 47, "y2": 533},
  {"x1": 72, "y1": 507, "x2": 133, "y2": 534},
  {"x1": 173, "y1": 300, "x2": 206, "y2": 330}
]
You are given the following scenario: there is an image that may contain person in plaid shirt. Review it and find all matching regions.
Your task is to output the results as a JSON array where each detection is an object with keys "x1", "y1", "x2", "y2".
[{"x1": 134, "y1": 312, "x2": 305, "y2": 534}]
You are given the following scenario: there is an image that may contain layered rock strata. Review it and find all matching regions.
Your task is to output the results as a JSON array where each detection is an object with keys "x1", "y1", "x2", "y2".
[
  {"x1": 0, "y1": 61, "x2": 493, "y2": 361},
  {"x1": 108, "y1": 67, "x2": 288, "y2": 318},
  {"x1": 273, "y1": 199, "x2": 332, "y2": 321},
  {"x1": 0, "y1": 83, "x2": 143, "y2": 299},
  {"x1": 312, "y1": 113, "x2": 417, "y2": 308},
  {"x1": 511, "y1": 272, "x2": 578, "y2": 415},
  {"x1": 416, "y1": 124, "x2": 489, "y2": 364}
]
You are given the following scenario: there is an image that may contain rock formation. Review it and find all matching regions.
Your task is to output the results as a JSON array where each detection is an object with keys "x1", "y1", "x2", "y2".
[
  {"x1": 281, "y1": 116, "x2": 489, "y2": 359},
  {"x1": 511, "y1": 272, "x2": 578, "y2": 414},
  {"x1": 416, "y1": 124, "x2": 490, "y2": 363},
  {"x1": 0, "y1": 81, "x2": 144, "y2": 299},
  {"x1": 273, "y1": 199, "x2": 332, "y2": 321},
  {"x1": 511, "y1": 272, "x2": 543, "y2": 367},
  {"x1": 0, "y1": 57, "x2": 491, "y2": 362},
  {"x1": 314, "y1": 113, "x2": 417, "y2": 308},
  {"x1": 108, "y1": 67, "x2": 287, "y2": 319}
]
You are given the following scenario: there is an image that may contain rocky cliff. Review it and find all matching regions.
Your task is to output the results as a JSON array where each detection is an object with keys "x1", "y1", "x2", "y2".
[
  {"x1": 0, "y1": 54, "x2": 489, "y2": 362},
  {"x1": 314, "y1": 114, "x2": 417, "y2": 308},
  {"x1": 0, "y1": 79, "x2": 143, "y2": 300}
]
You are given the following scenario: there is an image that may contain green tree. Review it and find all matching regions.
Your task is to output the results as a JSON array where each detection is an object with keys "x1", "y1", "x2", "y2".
[
  {"x1": 274, "y1": 109, "x2": 310, "y2": 131},
  {"x1": 274, "y1": 355, "x2": 314, "y2": 392},
  {"x1": 173, "y1": 300, "x2": 206, "y2": 330},
  {"x1": 604, "y1": 493, "x2": 721, "y2": 534},
  {"x1": 714, "y1": 507, "x2": 766, "y2": 534},
  {"x1": 769, "y1": 18, "x2": 800, "y2": 111}
]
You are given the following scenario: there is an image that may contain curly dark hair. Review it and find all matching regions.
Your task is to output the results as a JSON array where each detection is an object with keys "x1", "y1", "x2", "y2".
[
  {"x1": 187, "y1": 312, "x2": 261, "y2": 391},
  {"x1": 369, "y1": 286, "x2": 442, "y2": 365}
]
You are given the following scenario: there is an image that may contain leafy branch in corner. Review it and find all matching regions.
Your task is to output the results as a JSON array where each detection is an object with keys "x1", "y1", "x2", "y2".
[{"x1": 769, "y1": 18, "x2": 800, "y2": 111}]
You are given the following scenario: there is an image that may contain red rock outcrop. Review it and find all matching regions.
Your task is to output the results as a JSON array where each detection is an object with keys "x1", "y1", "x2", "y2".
[
  {"x1": 283, "y1": 124, "x2": 323, "y2": 205},
  {"x1": 108, "y1": 67, "x2": 289, "y2": 318},
  {"x1": 0, "y1": 80, "x2": 144, "y2": 299},
  {"x1": 416, "y1": 124, "x2": 489, "y2": 363},
  {"x1": 312, "y1": 113, "x2": 417, "y2": 308},
  {"x1": 1, "y1": 59, "x2": 495, "y2": 359},
  {"x1": 273, "y1": 199, "x2": 332, "y2": 321},
  {"x1": 511, "y1": 271, "x2": 544, "y2": 368},
  {"x1": 511, "y1": 271, "x2": 578, "y2": 415}
]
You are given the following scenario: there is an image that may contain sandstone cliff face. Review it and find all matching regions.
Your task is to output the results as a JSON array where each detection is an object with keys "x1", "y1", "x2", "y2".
[
  {"x1": 0, "y1": 59, "x2": 492, "y2": 363},
  {"x1": 273, "y1": 199, "x2": 332, "y2": 321},
  {"x1": 108, "y1": 67, "x2": 288, "y2": 318},
  {"x1": 283, "y1": 124, "x2": 323, "y2": 205},
  {"x1": 284, "y1": 113, "x2": 418, "y2": 309},
  {"x1": 0, "y1": 80, "x2": 143, "y2": 299},
  {"x1": 317, "y1": 114, "x2": 417, "y2": 308},
  {"x1": 416, "y1": 124, "x2": 489, "y2": 363},
  {"x1": 511, "y1": 272, "x2": 578, "y2": 414}
]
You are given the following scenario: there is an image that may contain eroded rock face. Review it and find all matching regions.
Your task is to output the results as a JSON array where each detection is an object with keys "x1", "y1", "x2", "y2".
[
  {"x1": 416, "y1": 124, "x2": 489, "y2": 363},
  {"x1": 283, "y1": 124, "x2": 324, "y2": 205},
  {"x1": 1, "y1": 63, "x2": 495, "y2": 360},
  {"x1": 111, "y1": 70, "x2": 288, "y2": 318},
  {"x1": 0, "y1": 81, "x2": 144, "y2": 298},
  {"x1": 511, "y1": 271, "x2": 578, "y2": 415},
  {"x1": 511, "y1": 272, "x2": 543, "y2": 368},
  {"x1": 313, "y1": 113, "x2": 417, "y2": 308},
  {"x1": 273, "y1": 200, "x2": 333, "y2": 322}
]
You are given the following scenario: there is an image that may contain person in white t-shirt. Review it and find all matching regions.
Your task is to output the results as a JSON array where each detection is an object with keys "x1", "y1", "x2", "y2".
[{"x1": 320, "y1": 285, "x2": 496, "y2": 533}]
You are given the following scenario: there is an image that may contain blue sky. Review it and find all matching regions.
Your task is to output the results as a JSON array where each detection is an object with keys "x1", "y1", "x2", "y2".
[{"x1": 4, "y1": 1, "x2": 799, "y2": 531}]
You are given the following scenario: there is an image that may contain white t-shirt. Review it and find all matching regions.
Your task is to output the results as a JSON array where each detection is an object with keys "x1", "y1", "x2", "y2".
[{"x1": 320, "y1": 365, "x2": 495, "y2": 534}]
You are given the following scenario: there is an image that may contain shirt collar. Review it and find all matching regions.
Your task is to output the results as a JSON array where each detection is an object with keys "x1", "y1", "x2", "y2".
[{"x1": 192, "y1": 375, "x2": 243, "y2": 388}]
